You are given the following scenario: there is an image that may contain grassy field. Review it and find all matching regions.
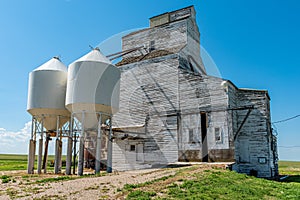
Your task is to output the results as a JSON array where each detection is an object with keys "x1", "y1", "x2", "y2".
[
  {"x1": 121, "y1": 161, "x2": 300, "y2": 199},
  {"x1": 279, "y1": 161, "x2": 300, "y2": 175},
  {"x1": 0, "y1": 154, "x2": 30, "y2": 171},
  {"x1": 0, "y1": 154, "x2": 66, "y2": 171},
  {"x1": 122, "y1": 166, "x2": 300, "y2": 200}
]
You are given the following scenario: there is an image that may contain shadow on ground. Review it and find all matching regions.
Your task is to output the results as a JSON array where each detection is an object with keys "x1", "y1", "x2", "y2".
[{"x1": 280, "y1": 175, "x2": 300, "y2": 183}]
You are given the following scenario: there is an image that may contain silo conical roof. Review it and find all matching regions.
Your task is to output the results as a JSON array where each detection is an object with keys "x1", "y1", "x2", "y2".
[
  {"x1": 33, "y1": 57, "x2": 67, "y2": 72},
  {"x1": 74, "y1": 48, "x2": 112, "y2": 64}
]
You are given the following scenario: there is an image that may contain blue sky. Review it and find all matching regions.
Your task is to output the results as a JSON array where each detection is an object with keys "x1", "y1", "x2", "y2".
[{"x1": 0, "y1": 0, "x2": 299, "y2": 160}]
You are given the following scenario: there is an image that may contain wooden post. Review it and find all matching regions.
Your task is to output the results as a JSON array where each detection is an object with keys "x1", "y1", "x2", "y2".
[{"x1": 42, "y1": 134, "x2": 50, "y2": 173}]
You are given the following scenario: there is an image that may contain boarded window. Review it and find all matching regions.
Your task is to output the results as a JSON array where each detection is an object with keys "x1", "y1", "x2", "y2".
[
  {"x1": 136, "y1": 144, "x2": 144, "y2": 162},
  {"x1": 166, "y1": 112, "x2": 177, "y2": 126},
  {"x1": 239, "y1": 139, "x2": 250, "y2": 163},
  {"x1": 189, "y1": 128, "x2": 195, "y2": 143},
  {"x1": 125, "y1": 143, "x2": 144, "y2": 163},
  {"x1": 125, "y1": 144, "x2": 136, "y2": 164},
  {"x1": 215, "y1": 127, "x2": 222, "y2": 143}
]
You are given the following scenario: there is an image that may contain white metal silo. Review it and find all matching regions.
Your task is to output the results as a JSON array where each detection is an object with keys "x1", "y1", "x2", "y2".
[
  {"x1": 66, "y1": 48, "x2": 120, "y2": 175},
  {"x1": 27, "y1": 57, "x2": 70, "y2": 130},
  {"x1": 27, "y1": 57, "x2": 70, "y2": 175},
  {"x1": 66, "y1": 48, "x2": 120, "y2": 128}
]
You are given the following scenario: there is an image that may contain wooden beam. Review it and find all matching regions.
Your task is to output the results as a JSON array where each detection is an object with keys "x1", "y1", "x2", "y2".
[{"x1": 234, "y1": 108, "x2": 253, "y2": 141}]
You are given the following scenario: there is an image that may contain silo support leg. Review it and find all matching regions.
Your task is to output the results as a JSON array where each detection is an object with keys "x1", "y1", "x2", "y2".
[
  {"x1": 106, "y1": 122, "x2": 113, "y2": 173},
  {"x1": 54, "y1": 139, "x2": 62, "y2": 174},
  {"x1": 72, "y1": 135, "x2": 77, "y2": 175},
  {"x1": 27, "y1": 139, "x2": 36, "y2": 174},
  {"x1": 95, "y1": 115, "x2": 102, "y2": 174},
  {"x1": 66, "y1": 136, "x2": 73, "y2": 175},
  {"x1": 77, "y1": 136, "x2": 84, "y2": 176},
  {"x1": 95, "y1": 138, "x2": 101, "y2": 174},
  {"x1": 37, "y1": 138, "x2": 43, "y2": 174},
  {"x1": 95, "y1": 135, "x2": 101, "y2": 174},
  {"x1": 58, "y1": 140, "x2": 62, "y2": 172}
]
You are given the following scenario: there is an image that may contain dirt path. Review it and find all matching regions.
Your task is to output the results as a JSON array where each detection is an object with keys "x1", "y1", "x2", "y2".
[{"x1": 0, "y1": 167, "x2": 182, "y2": 199}]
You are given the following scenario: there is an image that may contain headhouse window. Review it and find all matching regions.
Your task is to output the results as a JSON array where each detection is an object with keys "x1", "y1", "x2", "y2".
[
  {"x1": 130, "y1": 145, "x2": 136, "y2": 152},
  {"x1": 149, "y1": 40, "x2": 155, "y2": 52}
]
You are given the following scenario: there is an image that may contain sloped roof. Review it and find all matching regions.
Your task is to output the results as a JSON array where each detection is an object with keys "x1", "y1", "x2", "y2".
[
  {"x1": 33, "y1": 57, "x2": 67, "y2": 72},
  {"x1": 74, "y1": 48, "x2": 111, "y2": 64},
  {"x1": 116, "y1": 49, "x2": 177, "y2": 66}
]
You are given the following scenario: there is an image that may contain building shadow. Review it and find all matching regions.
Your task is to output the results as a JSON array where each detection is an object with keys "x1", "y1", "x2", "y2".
[{"x1": 279, "y1": 175, "x2": 300, "y2": 183}]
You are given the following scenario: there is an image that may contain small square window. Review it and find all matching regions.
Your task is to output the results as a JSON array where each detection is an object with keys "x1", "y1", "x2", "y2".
[
  {"x1": 130, "y1": 145, "x2": 136, "y2": 152},
  {"x1": 258, "y1": 157, "x2": 267, "y2": 164},
  {"x1": 165, "y1": 112, "x2": 177, "y2": 126}
]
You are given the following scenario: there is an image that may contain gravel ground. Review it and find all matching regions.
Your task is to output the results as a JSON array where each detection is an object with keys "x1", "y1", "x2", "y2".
[{"x1": 0, "y1": 167, "x2": 181, "y2": 199}]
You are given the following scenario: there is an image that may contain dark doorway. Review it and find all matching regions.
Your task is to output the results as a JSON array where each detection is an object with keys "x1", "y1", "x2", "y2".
[{"x1": 201, "y1": 113, "x2": 208, "y2": 162}]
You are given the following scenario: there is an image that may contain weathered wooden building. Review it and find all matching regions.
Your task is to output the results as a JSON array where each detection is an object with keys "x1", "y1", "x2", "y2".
[{"x1": 110, "y1": 6, "x2": 278, "y2": 178}]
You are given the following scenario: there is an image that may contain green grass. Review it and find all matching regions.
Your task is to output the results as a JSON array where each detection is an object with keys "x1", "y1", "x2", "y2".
[
  {"x1": 0, "y1": 154, "x2": 29, "y2": 171},
  {"x1": 126, "y1": 190, "x2": 156, "y2": 200},
  {"x1": 35, "y1": 176, "x2": 75, "y2": 183},
  {"x1": 124, "y1": 166, "x2": 300, "y2": 200},
  {"x1": 123, "y1": 175, "x2": 173, "y2": 191},
  {"x1": 168, "y1": 171, "x2": 300, "y2": 199},
  {"x1": 279, "y1": 161, "x2": 300, "y2": 175},
  {"x1": 279, "y1": 161, "x2": 300, "y2": 183},
  {"x1": 0, "y1": 154, "x2": 67, "y2": 171},
  {"x1": 1, "y1": 175, "x2": 11, "y2": 183},
  {"x1": 0, "y1": 175, "x2": 16, "y2": 184}
]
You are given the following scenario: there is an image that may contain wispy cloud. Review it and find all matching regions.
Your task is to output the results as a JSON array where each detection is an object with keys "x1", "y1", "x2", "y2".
[
  {"x1": 0, "y1": 121, "x2": 32, "y2": 154},
  {"x1": 0, "y1": 122, "x2": 68, "y2": 155}
]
